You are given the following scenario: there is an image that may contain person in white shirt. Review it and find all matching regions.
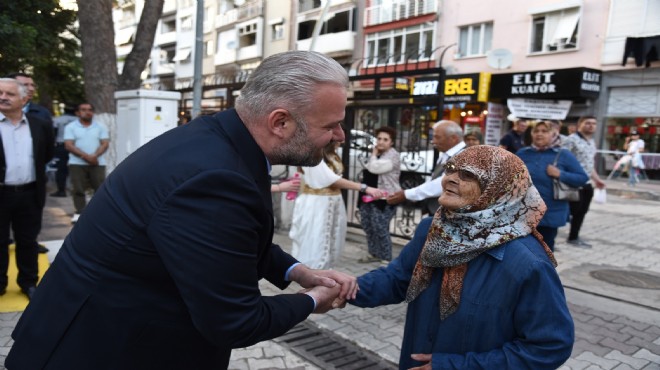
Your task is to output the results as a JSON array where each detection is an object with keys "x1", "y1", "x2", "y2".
[
  {"x1": 624, "y1": 130, "x2": 645, "y2": 186},
  {"x1": 387, "y1": 120, "x2": 465, "y2": 215}
]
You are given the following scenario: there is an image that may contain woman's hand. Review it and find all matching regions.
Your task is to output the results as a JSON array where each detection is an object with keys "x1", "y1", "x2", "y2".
[
  {"x1": 277, "y1": 178, "x2": 301, "y2": 193},
  {"x1": 366, "y1": 187, "x2": 386, "y2": 199},
  {"x1": 546, "y1": 164, "x2": 561, "y2": 178}
]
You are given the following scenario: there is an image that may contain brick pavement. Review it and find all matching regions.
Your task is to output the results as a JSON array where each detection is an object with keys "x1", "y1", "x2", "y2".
[{"x1": 1, "y1": 181, "x2": 659, "y2": 369}]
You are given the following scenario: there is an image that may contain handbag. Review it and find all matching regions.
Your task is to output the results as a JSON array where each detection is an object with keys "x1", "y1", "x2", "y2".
[{"x1": 552, "y1": 150, "x2": 580, "y2": 202}]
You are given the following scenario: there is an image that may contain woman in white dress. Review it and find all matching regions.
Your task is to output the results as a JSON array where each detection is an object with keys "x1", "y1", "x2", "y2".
[{"x1": 290, "y1": 142, "x2": 383, "y2": 269}]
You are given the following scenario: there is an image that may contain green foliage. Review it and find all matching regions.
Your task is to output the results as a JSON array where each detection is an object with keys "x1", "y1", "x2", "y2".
[{"x1": 0, "y1": 0, "x2": 84, "y2": 109}]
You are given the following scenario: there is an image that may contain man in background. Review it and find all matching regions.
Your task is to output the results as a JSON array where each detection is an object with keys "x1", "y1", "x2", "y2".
[
  {"x1": 0, "y1": 78, "x2": 54, "y2": 299},
  {"x1": 64, "y1": 103, "x2": 109, "y2": 223},
  {"x1": 562, "y1": 116, "x2": 606, "y2": 248},
  {"x1": 6, "y1": 72, "x2": 53, "y2": 125},
  {"x1": 499, "y1": 114, "x2": 527, "y2": 153},
  {"x1": 50, "y1": 104, "x2": 77, "y2": 197},
  {"x1": 387, "y1": 120, "x2": 465, "y2": 215}
]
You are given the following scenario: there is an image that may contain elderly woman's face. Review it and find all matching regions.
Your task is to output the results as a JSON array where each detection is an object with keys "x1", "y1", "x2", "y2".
[
  {"x1": 531, "y1": 123, "x2": 553, "y2": 148},
  {"x1": 439, "y1": 165, "x2": 482, "y2": 211}
]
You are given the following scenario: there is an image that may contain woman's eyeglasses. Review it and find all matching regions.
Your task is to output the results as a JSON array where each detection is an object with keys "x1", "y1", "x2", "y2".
[{"x1": 444, "y1": 163, "x2": 479, "y2": 182}]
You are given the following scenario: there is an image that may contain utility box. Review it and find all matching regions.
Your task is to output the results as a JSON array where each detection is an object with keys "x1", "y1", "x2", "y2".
[{"x1": 114, "y1": 89, "x2": 181, "y2": 165}]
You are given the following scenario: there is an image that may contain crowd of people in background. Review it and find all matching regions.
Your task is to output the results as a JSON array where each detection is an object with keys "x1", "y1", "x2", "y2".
[{"x1": 0, "y1": 51, "x2": 648, "y2": 369}]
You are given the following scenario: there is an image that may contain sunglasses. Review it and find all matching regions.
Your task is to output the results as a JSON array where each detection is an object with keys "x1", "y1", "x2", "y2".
[{"x1": 444, "y1": 163, "x2": 479, "y2": 182}]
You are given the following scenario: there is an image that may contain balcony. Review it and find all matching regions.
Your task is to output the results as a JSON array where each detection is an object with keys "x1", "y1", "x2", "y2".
[
  {"x1": 364, "y1": 0, "x2": 438, "y2": 27},
  {"x1": 156, "y1": 31, "x2": 177, "y2": 46},
  {"x1": 216, "y1": 0, "x2": 263, "y2": 28},
  {"x1": 154, "y1": 62, "x2": 175, "y2": 76},
  {"x1": 297, "y1": 30, "x2": 354, "y2": 55}
]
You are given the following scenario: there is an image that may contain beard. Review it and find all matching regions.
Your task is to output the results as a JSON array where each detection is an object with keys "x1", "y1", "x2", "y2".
[{"x1": 270, "y1": 116, "x2": 326, "y2": 167}]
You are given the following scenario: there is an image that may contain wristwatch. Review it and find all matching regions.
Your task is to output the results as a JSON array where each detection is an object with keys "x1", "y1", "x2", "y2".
[{"x1": 360, "y1": 183, "x2": 368, "y2": 192}]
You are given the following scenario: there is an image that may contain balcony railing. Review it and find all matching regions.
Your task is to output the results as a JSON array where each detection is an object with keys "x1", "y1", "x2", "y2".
[
  {"x1": 217, "y1": 0, "x2": 263, "y2": 27},
  {"x1": 364, "y1": 0, "x2": 438, "y2": 27}
]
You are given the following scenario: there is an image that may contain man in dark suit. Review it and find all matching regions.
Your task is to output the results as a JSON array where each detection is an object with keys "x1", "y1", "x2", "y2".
[
  {"x1": 7, "y1": 72, "x2": 54, "y2": 254},
  {"x1": 7, "y1": 51, "x2": 357, "y2": 369},
  {"x1": 0, "y1": 78, "x2": 54, "y2": 299}
]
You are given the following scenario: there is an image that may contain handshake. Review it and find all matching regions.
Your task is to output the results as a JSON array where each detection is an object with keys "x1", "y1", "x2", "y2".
[{"x1": 288, "y1": 264, "x2": 358, "y2": 313}]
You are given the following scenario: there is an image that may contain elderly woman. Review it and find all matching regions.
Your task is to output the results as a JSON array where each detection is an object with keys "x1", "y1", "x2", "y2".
[
  {"x1": 348, "y1": 146, "x2": 574, "y2": 369},
  {"x1": 517, "y1": 120, "x2": 588, "y2": 250}
]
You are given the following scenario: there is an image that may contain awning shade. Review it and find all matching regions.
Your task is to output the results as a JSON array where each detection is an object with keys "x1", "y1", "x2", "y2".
[{"x1": 173, "y1": 48, "x2": 192, "y2": 62}]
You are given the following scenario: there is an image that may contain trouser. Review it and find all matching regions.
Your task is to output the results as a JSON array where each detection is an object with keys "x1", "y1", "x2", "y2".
[
  {"x1": 0, "y1": 187, "x2": 41, "y2": 289},
  {"x1": 359, "y1": 203, "x2": 397, "y2": 261},
  {"x1": 568, "y1": 183, "x2": 594, "y2": 240},
  {"x1": 54, "y1": 143, "x2": 69, "y2": 192},
  {"x1": 69, "y1": 165, "x2": 106, "y2": 214},
  {"x1": 537, "y1": 226, "x2": 558, "y2": 252}
]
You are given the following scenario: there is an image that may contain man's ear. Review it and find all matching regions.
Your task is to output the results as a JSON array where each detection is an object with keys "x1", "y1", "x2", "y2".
[{"x1": 267, "y1": 109, "x2": 292, "y2": 139}]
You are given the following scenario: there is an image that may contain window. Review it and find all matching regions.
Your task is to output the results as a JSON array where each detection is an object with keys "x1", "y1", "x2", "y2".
[
  {"x1": 204, "y1": 40, "x2": 214, "y2": 56},
  {"x1": 162, "y1": 18, "x2": 176, "y2": 33},
  {"x1": 296, "y1": 10, "x2": 355, "y2": 40},
  {"x1": 299, "y1": 0, "x2": 321, "y2": 13},
  {"x1": 238, "y1": 21, "x2": 257, "y2": 47},
  {"x1": 271, "y1": 23, "x2": 284, "y2": 41},
  {"x1": 181, "y1": 15, "x2": 193, "y2": 31},
  {"x1": 530, "y1": 7, "x2": 579, "y2": 53},
  {"x1": 458, "y1": 22, "x2": 493, "y2": 57},
  {"x1": 365, "y1": 24, "x2": 435, "y2": 65}
]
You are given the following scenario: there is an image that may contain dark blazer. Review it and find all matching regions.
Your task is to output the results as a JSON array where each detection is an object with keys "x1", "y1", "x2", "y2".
[
  {"x1": 7, "y1": 109, "x2": 315, "y2": 369},
  {"x1": 0, "y1": 113, "x2": 54, "y2": 208}
]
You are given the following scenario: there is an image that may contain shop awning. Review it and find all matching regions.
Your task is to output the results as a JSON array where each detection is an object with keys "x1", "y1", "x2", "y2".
[
  {"x1": 622, "y1": 35, "x2": 660, "y2": 67},
  {"x1": 115, "y1": 28, "x2": 135, "y2": 45},
  {"x1": 173, "y1": 48, "x2": 192, "y2": 62}
]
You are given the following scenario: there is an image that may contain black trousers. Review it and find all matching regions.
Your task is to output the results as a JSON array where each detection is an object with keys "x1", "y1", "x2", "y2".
[
  {"x1": 0, "y1": 187, "x2": 42, "y2": 289},
  {"x1": 568, "y1": 183, "x2": 594, "y2": 240},
  {"x1": 53, "y1": 143, "x2": 69, "y2": 193}
]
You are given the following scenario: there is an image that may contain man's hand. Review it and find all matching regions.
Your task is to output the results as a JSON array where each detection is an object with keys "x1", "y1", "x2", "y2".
[
  {"x1": 387, "y1": 190, "x2": 406, "y2": 205},
  {"x1": 300, "y1": 284, "x2": 342, "y2": 314},
  {"x1": 289, "y1": 264, "x2": 358, "y2": 300},
  {"x1": 409, "y1": 353, "x2": 432, "y2": 369},
  {"x1": 82, "y1": 154, "x2": 99, "y2": 166}
]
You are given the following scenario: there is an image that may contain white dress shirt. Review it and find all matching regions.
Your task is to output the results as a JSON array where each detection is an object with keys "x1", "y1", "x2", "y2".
[
  {"x1": 404, "y1": 141, "x2": 466, "y2": 201},
  {"x1": 0, "y1": 114, "x2": 36, "y2": 185}
]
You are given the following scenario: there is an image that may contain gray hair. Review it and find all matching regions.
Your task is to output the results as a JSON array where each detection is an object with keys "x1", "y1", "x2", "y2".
[
  {"x1": 235, "y1": 51, "x2": 348, "y2": 122},
  {"x1": 0, "y1": 78, "x2": 28, "y2": 99},
  {"x1": 433, "y1": 120, "x2": 464, "y2": 139}
]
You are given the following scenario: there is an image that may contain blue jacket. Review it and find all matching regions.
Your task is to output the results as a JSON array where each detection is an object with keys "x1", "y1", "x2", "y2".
[
  {"x1": 7, "y1": 109, "x2": 313, "y2": 369},
  {"x1": 517, "y1": 147, "x2": 588, "y2": 228},
  {"x1": 351, "y1": 217, "x2": 574, "y2": 369}
]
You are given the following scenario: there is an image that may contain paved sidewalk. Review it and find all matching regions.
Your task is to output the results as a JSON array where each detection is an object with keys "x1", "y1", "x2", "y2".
[{"x1": 1, "y1": 182, "x2": 659, "y2": 369}]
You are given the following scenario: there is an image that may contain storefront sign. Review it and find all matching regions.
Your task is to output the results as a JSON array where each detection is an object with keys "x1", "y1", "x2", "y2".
[
  {"x1": 485, "y1": 103, "x2": 505, "y2": 146},
  {"x1": 490, "y1": 67, "x2": 601, "y2": 99},
  {"x1": 443, "y1": 73, "x2": 491, "y2": 103},
  {"x1": 507, "y1": 98, "x2": 572, "y2": 120}
]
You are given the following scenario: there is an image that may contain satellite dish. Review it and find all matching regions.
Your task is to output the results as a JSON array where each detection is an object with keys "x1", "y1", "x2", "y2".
[{"x1": 487, "y1": 49, "x2": 513, "y2": 69}]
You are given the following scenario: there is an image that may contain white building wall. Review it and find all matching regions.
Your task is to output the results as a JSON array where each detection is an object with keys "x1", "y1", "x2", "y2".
[{"x1": 439, "y1": 0, "x2": 611, "y2": 74}]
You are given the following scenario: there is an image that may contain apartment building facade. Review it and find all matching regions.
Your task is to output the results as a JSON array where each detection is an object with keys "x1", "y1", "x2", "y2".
[{"x1": 112, "y1": 0, "x2": 659, "y2": 234}]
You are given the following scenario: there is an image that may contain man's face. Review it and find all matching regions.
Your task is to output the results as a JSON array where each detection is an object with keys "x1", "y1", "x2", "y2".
[
  {"x1": 514, "y1": 120, "x2": 528, "y2": 133},
  {"x1": 432, "y1": 125, "x2": 455, "y2": 153},
  {"x1": 14, "y1": 76, "x2": 36, "y2": 101},
  {"x1": 76, "y1": 104, "x2": 95, "y2": 121},
  {"x1": 272, "y1": 84, "x2": 346, "y2": 166},
  {"x1": 578, "y1": 119, "x2": 597, "y2": 136},
  {"x1": 0, "y1": 81, "x2": 29, "y2": 115}
]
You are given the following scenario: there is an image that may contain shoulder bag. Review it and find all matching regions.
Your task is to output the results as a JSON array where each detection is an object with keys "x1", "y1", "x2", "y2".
[{"x1": 552, "y1": 150, "x2": 581, "y2": 202}]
